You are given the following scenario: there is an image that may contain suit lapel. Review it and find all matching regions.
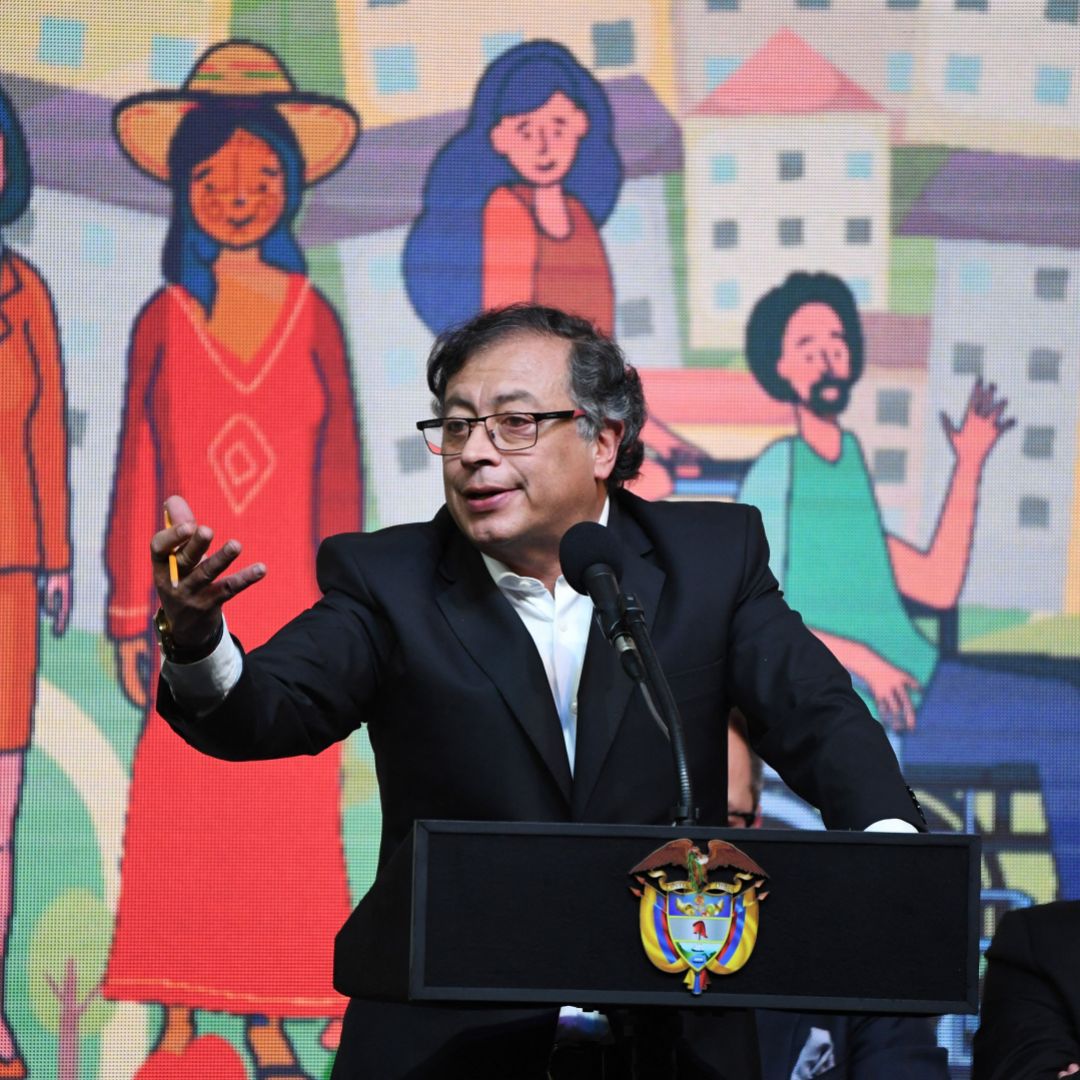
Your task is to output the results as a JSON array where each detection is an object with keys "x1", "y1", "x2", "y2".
[
  {"x1": 571, "y1": 500, "x2": 665, "y2": 819},
  {"x1": 434, "y1": 524, "x2": 573, "y2": 805}
]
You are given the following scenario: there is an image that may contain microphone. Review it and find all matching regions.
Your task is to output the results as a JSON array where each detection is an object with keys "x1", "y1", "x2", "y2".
[
  {"x1": 560, "y1": 520, "x2": 697, "y2": 825},
  {"x1": 559, "y1": 522, "x2": 643, "y2": 680}
]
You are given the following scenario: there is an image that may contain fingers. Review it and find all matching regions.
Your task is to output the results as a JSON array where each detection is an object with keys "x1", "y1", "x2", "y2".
[
  {"x1": 163, "y1": 494, "x2": 195, "y2": 529},
  {"x1": 184, "y1": 537, "x2": 243, "y2": 593}
]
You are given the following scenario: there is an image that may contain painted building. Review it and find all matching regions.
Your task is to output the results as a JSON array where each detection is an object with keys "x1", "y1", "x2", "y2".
[
  {"x1": 335, "y1": 0, "x2": 674, "y2": 127},
  {"x1": 0, "y1": 1, "x2": 229, "y2": 97},
  {"x1": 682, "y1": 29, "x2": 890, "y2": 351},
  {"x1": 845, "y1": 313, "x2": 931, "y2": 543},
  {"x1": 902, "y1": 151, "x2": 1080, "y2": 613},
  {"x1": 673, "y1": 0, "x2": 1080, "y2": 155}
]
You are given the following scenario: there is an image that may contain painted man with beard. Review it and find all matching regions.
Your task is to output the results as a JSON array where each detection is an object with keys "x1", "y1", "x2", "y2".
[{"x1": 739, "y1": 273, "x2": 1010, "y2": 746}]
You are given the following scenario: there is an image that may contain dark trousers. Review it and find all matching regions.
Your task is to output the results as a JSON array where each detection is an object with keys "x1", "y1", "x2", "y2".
[{"x1": 331, "y1": 1000, "x2": 761, "y2": 1079}]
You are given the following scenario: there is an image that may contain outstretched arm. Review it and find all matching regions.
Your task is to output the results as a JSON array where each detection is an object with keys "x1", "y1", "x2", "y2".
[{"x1": 889, "y1": 379, "x2": 1013, "y2": 608}]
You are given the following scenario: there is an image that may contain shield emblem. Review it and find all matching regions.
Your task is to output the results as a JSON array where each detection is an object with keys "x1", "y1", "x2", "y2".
[{"x1": 666, "y1": 890, "x2": 733, "y2": 971}]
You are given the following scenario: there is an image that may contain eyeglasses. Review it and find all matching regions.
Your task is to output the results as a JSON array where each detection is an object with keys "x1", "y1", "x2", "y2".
[
  {"x1": 726, "y1": 810, "x2": 757, "y2": 829},
  {"x1": 416, "y1": 410, "x2": 586, "y2": 457}
]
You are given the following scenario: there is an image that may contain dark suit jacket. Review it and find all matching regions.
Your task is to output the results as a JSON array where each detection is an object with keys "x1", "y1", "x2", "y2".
[
  {"x1": 972, "y1": 901, "x2": 1080, "y2": 1080},
  {"x1": 160, "y1": 492, "x2": 922, "y2": 1042},
  {"x1": 755, "y1": 1011, "x2": 948, "y2": 1079}
]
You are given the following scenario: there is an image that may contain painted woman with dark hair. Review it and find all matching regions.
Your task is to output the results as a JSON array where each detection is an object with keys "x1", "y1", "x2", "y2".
[
  {"x1": 104, "y1": 44, "x2": 361, "y2": 1079},
  {"x1": 740, "y1": 272, "x2": 1010, "y2": 747},
  {"x1": 0, "y1": 84, "x2": 70, "y2": 1080},
  {"x1": 404, "y1": 40, "x2": 622, "y2": 336}
]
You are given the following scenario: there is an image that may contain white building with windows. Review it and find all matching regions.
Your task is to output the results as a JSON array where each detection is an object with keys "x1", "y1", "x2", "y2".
[
  {"x1": 902, "y1": 151, "x2": 1080, "y2": 612},
  {"x1": 336, "y1": 0, "x2": 673, "y2": 127},
  {"x1": 0, "y1": 1, "x2": 228, "y2": 97},
  {"x1": 682, "y1": 29, "x2": 891, "y2": 350},
  {"x1": 674, "y1": 0, "x2": 1080, "y2": 156},
  {"x1": 845, "y1": 314, "x2": 931, "y2": 543}
]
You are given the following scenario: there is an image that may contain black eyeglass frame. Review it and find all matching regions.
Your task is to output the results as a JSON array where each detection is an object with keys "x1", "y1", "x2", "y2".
[{"x1": 415, "y1": 409, "x2": 586, "y2": 457}]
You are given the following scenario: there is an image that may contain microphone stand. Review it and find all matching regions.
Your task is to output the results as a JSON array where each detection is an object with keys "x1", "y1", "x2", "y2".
[{"x1": 620, "y1": 593, "x2": 698, "y2": 827}]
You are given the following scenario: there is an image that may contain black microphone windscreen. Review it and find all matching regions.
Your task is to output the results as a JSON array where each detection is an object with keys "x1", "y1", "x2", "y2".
[{"x1": 559, "y1": 521, "x2": 624, "y2": 595}]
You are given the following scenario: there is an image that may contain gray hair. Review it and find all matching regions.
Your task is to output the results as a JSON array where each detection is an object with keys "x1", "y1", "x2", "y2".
[{"x1": 426, "y1": 304, "x2": 646, "y2": 490}]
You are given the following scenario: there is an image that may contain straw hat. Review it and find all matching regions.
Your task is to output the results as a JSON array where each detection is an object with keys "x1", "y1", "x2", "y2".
[{"x1": 113, "y1": 40, "x2": 360, "y2": 184}]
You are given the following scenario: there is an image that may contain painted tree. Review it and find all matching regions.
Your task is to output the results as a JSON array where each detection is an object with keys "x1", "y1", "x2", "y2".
[{"x1": 29, "y1": 889, "x2": 114, "y2": 1080}]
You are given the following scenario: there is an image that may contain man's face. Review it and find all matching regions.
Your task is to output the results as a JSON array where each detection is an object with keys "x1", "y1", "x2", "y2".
[
  {"x1": 441, "y1": 332, "x2": 619, "y2": 573},
  {"x1": 727, "y1": 722, "x2": 760, "y2": 829},
  {"x1": 775, "y1": 301, "x2": 854, "y2": 417}
]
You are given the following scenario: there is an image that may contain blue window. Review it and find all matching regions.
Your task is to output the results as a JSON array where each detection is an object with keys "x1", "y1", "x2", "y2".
[
  {"x1": 1035, "y1": 66, "x2": 1071, "y2": 105},
  {"x1": 712, "y1": 220, "x2": 739, "y2": 248},
  {"x1": 592, "y1": 20, "x2": 635, "y2": 68},
  {"x1": 713, "y1": 280, "x2": 740, "y2": 310},
  {"x1": 384, "y1": 346, "x2": 414, "y2": 386},
  {"x1": 955, "y1": 0, "x2": 987, "y2": 8},
  {"x1": 368, "y1": 254, "x2": 401, "y2": 291},
  {"x1": 846, "y1": 218, "x2": 872, "y2": 244},
  {"x1": 705, "y1": 55, "x2": 741, "y2": 90},
  {"x1": 82, "y1": 222, "x2": 114, "y2": 267},
  {"x1": 706, "y1": 0, "x2": 739, "y2": 9},
  {"x1": 846, "y1": 151, "x2": 873, "y2": 179},
  {"x1": 1046, "y1": 0, "x2": 1079, "y2": 21},
  {"x1": 873, "y1": 449, "x2": 907, "y2": 485},
  {"x1": 605, "y1": 202, "x2": 644, "y2": 245},
  {"x1": 778, "y1": 218, "x2": 804, "y2": 246},
  {"x1": 1035, "y1": 267, "x2": 1069, "y2": 300},
  {"x1": 1018, "y1": 496, "x2": 1050, "y2": 528},
  {"x1": 847, "y1": 278, "x2": 872, "y2": 306},
  {"x1": 151, "y1": 35, "x2": 198, "y2": 85},
  {"x1": 778, "y1": 151, "x2": 804, "y2": 181},
  {"x1": 945, "y1": 54, "x2": 982, "y2": 94},
  {"x1": 887, "y1": 0, "x2": 920, "y2": 7},
  {"x1": 370, "y1": 0, "x2": 407, "y2": 5},
  {"x1": 372, "y1": 46, "x2": 418, "y2": 94},
  {"x1": 959, "y1": 260, "x2": 991, "y2": 294},
  {"x1": 710, "y1": 154, "x2": 738, "y2": 183},
  {"x1": 38, "y1": 17, "x2": 85, "y2": 67},
  {"x1": 887, "y1": 52, "x2": 914, "y2": 93},
  {"x1": 796, "y1": 0, "x2": 830, "y2": 7},
  {"x1": 482, "y1": 33, "x2": 523, "y2": 64},
  {"x1": 65, "y1": 320, "x2": 100, "y2": 360}
]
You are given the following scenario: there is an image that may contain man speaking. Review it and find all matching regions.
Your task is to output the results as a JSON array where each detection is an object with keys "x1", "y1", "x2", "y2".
[{"x1": 151, "y1": 304, "x2": 923, "y2": 1078}]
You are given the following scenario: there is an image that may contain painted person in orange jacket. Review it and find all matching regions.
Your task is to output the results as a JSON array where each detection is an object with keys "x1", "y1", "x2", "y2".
[{"x1": 0, "y1": 84, "x2": 71, "y2": 1079}]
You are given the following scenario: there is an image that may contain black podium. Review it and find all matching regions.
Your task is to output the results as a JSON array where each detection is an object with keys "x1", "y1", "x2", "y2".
[{"x1": 335, "y1": 821, "x2": 980, "y2": 1015}]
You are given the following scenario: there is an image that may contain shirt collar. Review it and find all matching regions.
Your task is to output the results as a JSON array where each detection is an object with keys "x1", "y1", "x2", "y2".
[{"x1": 481, "y1": 497, "x2": 611, "y2": 593}]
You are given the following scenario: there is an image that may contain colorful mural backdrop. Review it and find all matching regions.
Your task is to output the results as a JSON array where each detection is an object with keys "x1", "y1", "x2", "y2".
[{"x1": 1, "y1": 2, "x2": 1078, "y2": 1076}]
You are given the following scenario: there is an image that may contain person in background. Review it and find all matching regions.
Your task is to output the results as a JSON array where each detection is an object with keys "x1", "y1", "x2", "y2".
[
  {"x1": 973, "y1": 900, "x2": 1080, "y2": 1080},
  {"x1": 739, "y1": 272, "x2": 1010, "y2": 747},
  {"x1": 103, "y1": 42, "x2": 362, "y2": 1080},
  {"x1": 0, "y1": 82, "x2": 71, "y2": 1080},
  {"x1": 727, "y1": 709, "x2": 951, "y2": 1080}
]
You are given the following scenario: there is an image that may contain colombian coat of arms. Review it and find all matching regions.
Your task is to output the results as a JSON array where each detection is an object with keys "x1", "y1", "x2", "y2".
[{"x1": 630, "y1": 838, "x2": 769, "y2": 995}]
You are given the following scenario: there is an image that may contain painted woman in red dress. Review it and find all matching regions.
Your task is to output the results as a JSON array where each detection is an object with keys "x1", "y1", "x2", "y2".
[{"x1": 104, "y1": 44, "x2": 361, "y2": 1080}]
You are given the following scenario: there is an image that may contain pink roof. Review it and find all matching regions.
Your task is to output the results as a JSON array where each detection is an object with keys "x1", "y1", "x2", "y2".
[{"x1": 691, "y1": 28, "x2": 884, "y2": 117}]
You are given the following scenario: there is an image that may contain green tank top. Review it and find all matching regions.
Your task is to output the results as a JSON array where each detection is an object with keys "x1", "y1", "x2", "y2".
[{"x1": 782, "y1": 434, "x2": 937, "y2": 720}]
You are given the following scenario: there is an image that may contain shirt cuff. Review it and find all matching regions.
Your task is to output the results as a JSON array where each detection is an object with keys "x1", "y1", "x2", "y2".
[
  {"x1": 863, "y1": 818, "x2": 919, "y2": 833},
  {"x1": 160, "y1": 615, "x2": 242, "y2": 714}
]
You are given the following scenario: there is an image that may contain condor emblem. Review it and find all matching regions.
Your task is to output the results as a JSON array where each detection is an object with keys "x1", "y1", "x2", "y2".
[{"x1": 630, "y1": 838, "x2": 769, "y2": 995}]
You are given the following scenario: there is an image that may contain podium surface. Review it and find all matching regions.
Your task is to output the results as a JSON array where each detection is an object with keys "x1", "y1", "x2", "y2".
[{"x1": 336, "y1": 820, "x2": 979, "y2": 1015}]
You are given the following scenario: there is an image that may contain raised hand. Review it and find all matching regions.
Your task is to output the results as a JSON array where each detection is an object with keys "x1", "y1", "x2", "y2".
[
  {"x1": 940, "y1": 378, "x2": 1015, "y2": 472},
  {"x1": 153, "y1": 494, "x2": 266, "y2": 653}
]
